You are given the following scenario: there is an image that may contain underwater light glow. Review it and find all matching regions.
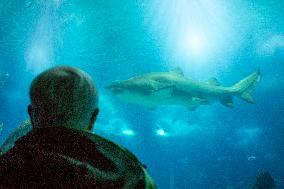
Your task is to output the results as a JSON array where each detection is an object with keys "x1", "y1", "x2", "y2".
[
  {"x1": 25, "y1": 1, "x2": 59, "y2": 73},
  {"x1": 145, "y1": 0, "x2": 232, "y2": 67},
  {"x1": 180, "y1": 32, "x2": 207, "y2": 57},
  {"x1": 156, "y1": 128, "x2": 168, "y2": 136},
  {"x1": 122, "y1": 129, "x2": 135, "y2": 136},
  {"x1": 187, "y1": 33, "x2": 206, "y2": 55},
  {"x1": 26, "y1": 40, "x2": 53, "y2": 73},
  {"x1": 27, "y1": 45, "x2": 48, "y2": 64}
]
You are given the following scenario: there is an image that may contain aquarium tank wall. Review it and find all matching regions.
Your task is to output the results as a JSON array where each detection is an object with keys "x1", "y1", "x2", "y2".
[{"x1": 0, "y1": 0, "x2": 283, "y2": 188}]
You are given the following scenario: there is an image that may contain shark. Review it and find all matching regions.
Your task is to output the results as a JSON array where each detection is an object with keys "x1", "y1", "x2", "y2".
[{"x1": 105, "y1": 68, "x2": 260, "y2": 110}]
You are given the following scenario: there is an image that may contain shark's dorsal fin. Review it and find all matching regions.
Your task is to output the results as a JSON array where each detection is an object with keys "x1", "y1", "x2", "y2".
[
  {"x1": 169, "y1": 67, "x2": 184, "y2": 77},
  {"x1": 207, "y1": 78, "x2": 221, "y2": 86}
]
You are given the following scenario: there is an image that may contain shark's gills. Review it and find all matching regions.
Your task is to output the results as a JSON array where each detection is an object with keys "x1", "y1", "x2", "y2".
[{"x1": 231, "y1": 70, "x2": 261, "y2": 103}]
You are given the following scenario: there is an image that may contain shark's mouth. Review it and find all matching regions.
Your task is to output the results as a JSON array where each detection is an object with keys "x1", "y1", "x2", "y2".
[{"x1": 105, "y1": 85, "x2": 124, "y2": 94}]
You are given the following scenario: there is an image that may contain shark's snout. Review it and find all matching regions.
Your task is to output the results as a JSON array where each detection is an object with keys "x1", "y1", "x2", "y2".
[
  {"x1": 105, "y1": 82, "x2": 124, "y2": 94},
  {"x1": 104, "y1": 85, "x2": 113, "y2": 90}
]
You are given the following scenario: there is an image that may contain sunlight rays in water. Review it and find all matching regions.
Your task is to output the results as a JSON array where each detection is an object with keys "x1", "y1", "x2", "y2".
[
  {"x1": 25, "y1": 1, "x2": 61, "y2": 73},
  {"x1": 143, "y1": 0, "x2": 234, "y2": 70}
]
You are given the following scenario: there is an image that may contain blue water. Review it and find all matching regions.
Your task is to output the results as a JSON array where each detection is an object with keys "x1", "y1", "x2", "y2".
[{"x1": 0, "y1": 0, "x2": 284, "y2": 188}]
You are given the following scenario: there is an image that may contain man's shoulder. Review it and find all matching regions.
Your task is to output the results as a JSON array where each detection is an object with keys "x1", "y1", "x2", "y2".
[
  {"x1": 0, "y1": 141, "x2": 90, "y2": 188},
  {"x1": 0, "y1": 128, "x2": 157, "y2": 188},
  {"x1": 82, "y1": 131, "x2": 158, "y2": 188},
  {"x1": 84, "y1": 131, "x2": 141, "y2": 164}
]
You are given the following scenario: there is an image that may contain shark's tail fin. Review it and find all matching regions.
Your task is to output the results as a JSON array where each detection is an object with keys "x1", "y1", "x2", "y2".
[{"x1": 231, "y1": 70, "x2": 261, "y2": 103}]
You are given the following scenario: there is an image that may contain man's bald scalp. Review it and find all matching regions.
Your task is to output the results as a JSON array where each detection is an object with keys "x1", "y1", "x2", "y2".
[{"x1": 29, "y1": 66, "x2": 98, "y2": 130}]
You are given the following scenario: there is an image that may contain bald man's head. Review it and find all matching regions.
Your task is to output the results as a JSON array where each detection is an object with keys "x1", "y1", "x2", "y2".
[{"x1": 28, "y1": 66, "x2": 99, "y2": 131}]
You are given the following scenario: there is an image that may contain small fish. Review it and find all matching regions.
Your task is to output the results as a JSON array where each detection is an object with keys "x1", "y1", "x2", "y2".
[{"x1": 248, "y1": 155, "x2": 256, "y2": 161}]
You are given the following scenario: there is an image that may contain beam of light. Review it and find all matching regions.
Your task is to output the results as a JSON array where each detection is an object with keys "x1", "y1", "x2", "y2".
[
  {"x1": 144, "y1": 0, "x2": 233, "y2": 69},
  {"x1": 25, "y1": 1, "x2": 59, "y2": 73},
  {"x1": 189, "y1": 34, "x2": 204, "y2": 54},
  {"x1": 26, "y1": 41, "x2": 51, "y2": 72},
  {"x1": 182, "y1": 32, "x2": 208, "y2": 56},
  {"x1": 122, "y1": 129, "x2": 135, "y2": 136}
]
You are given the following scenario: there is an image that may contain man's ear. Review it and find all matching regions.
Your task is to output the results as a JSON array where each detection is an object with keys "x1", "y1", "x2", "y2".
[
  {"x1": 28, "y1": 105, "x2": 34, "y2": 126},
  {"x1": 28, "y1": 105, "x2": 32, "y2": 116},
  {"x1": 88, "y1": 108, "x2": 99, "y2": 131}
]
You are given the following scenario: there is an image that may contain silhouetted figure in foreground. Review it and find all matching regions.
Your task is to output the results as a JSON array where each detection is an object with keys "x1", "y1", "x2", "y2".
[
  {"x1": 251, "y1": 171, "x2": 277, "y2": 189},
  {"x1": 0, "y1": 66, "x2": 156, "y2": 189}
]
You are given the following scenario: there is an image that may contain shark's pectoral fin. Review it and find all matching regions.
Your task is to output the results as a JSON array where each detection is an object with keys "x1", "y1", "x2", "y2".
[
  {"x1": 192, "y1": 97, "x2": 210, "y2": 105},
  {"x1": 220, "y1": 96, "x2": 234, "y2": 108},
  {"x1": 241, "y1": 92, "x2": 255, "y2": 104},
  {"x1": 183, "y1": 96, "x2": 211, "y2": 110}
]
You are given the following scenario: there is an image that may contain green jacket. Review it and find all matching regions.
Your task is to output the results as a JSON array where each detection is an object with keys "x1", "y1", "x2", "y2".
[{"x1": 0, "y1": 126, "x2": 156, "y2": 189}]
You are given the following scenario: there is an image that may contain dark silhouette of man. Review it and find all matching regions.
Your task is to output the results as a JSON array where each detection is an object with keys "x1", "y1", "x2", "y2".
[{"x1": 0, "y1": 66, "x2": 156, "y2": 188}]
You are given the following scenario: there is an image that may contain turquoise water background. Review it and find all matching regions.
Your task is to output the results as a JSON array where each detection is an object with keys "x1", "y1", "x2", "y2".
[{"x1": 0, "y1": 0, "x2": 284, "y2": 188}]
